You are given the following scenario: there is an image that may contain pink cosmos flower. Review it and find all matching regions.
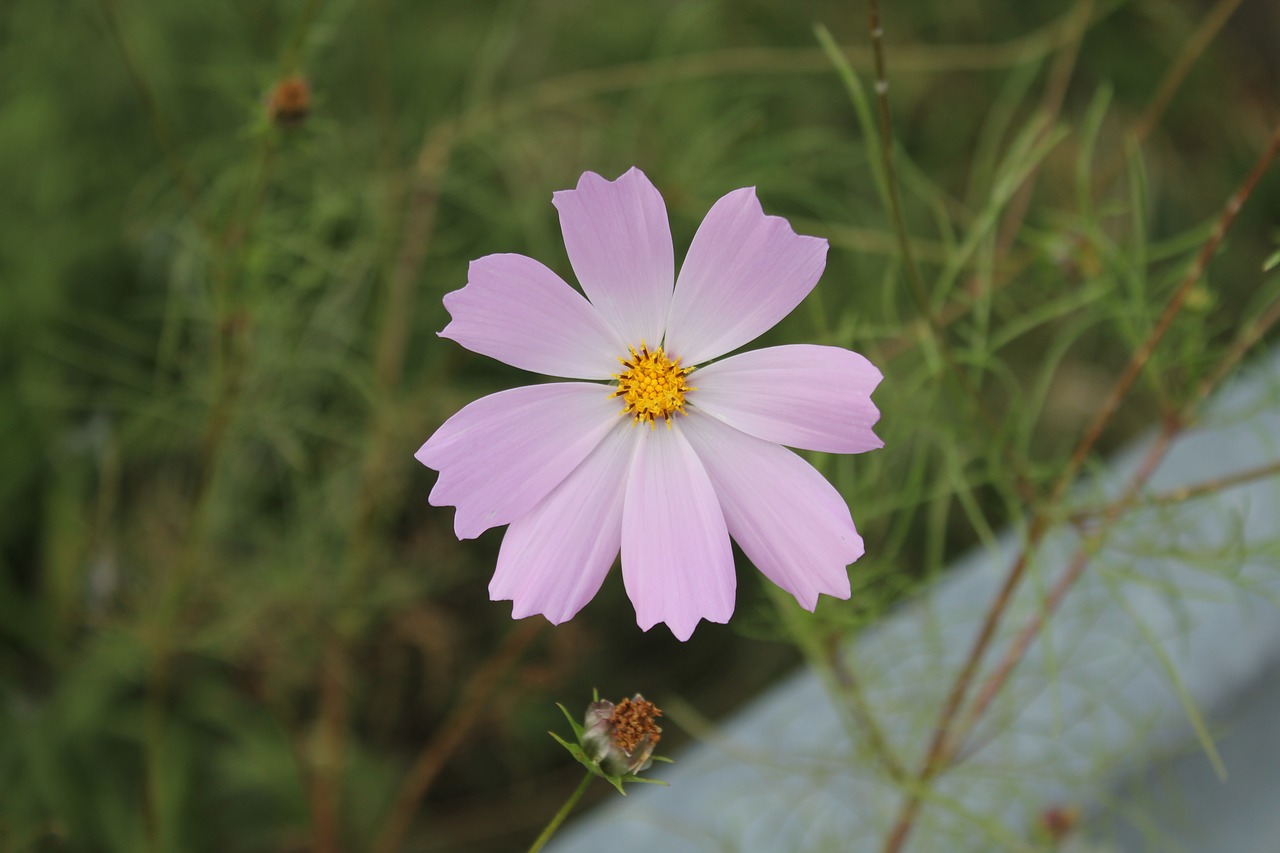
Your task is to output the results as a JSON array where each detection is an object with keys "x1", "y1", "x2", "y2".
[{"x1": 416, "y1": 168, "x2": 882, "y2": 640}]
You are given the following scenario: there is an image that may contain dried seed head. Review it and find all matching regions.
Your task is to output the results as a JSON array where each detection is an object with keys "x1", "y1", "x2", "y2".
[
  {"x1": 580, "y1": 693, "x2": 663, "y2": 776},
  {"x1": 1039, "y1": 805, "x2": 1080, "y2": 841},
  {"x1": 608, "y1": 695, "x2": 663, "y2": 754},
  {"x1": 267, "y1": 75, "x2": 311, "y2": 127}
]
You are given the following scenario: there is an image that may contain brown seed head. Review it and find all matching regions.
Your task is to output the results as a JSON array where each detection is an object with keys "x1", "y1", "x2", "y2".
[
  {"x1": 267, "y1": 75, "x2": 311, "y2": 127},
  {"x1": 607, "y1": 694, "x2": 663, "y2": 754},
  {"x1": 1039, "y1": 805, "x2": 1080, "y2": 841}
]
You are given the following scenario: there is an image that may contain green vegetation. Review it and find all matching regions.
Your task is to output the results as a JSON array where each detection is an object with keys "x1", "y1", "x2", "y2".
[{"x1": 2, "y1": 0, "x2": 1277, "y2": 850}]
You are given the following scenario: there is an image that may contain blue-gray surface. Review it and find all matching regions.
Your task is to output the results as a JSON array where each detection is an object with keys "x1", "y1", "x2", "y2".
[{"x1": 549, "y1": 350, "x2": 1280, "y2": 853}]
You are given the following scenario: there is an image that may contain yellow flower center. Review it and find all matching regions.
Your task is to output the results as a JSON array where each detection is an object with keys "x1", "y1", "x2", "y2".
[{"x1": 611, "y1": 342, "x2": 695, "y2": 427}]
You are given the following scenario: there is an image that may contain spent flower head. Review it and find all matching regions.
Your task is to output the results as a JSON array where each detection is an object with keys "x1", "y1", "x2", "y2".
[
  {"x1": 416, "y1": 167, "x2": 883, "y2": 639},
  {"x1": 581, "y1": 694, "x2": 663, "y2": 776},
  {"x1": 266, "y1": 75, "x2": 311, "y2": 127},
  {"x1": 551, "y1": 691, "x2": 670, "y2": 794}
]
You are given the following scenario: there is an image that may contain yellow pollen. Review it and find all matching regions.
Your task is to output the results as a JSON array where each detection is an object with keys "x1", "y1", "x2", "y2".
[{"x1": 611, "y1": 342, "x2": 695, "y2": 428}]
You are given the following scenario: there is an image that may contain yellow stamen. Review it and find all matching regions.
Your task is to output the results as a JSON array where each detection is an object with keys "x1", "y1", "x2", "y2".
[{"x1": 611, "y1": 342, "x2": 695, "y2": 428}]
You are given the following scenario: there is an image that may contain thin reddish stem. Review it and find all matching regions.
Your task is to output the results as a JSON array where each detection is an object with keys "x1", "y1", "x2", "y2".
[{"x1": 880, "y1": 120, "x2": 1280, "y2": 853}]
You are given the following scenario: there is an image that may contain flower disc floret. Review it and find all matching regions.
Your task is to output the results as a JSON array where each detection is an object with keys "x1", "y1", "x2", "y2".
[{"x1": 611, "y1": 343, "x2": 695, "y2": 427}]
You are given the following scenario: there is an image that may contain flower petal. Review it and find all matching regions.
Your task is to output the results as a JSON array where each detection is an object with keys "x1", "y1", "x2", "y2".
[
  {"x1": 441, "y1": 254, "x2": 627, "y2": 379},
  {"x1": 553, "y1": 168, "x2": 675, "y2": 347},
  {"x1": 690, "y1": 344, "x2": 883, "y2": 453},
  {"x1": 490, "y1": 421, "x2": 635, "y2": 624},
  {"x1": 663, "y1": 188, "x2": 827, "y2": 365},
  {"x1": 681, "y1": 412, "x2": 861, "y2": 610},
  {"x1": 621, "y1": 423, "x2": 735, "y2": 641},
  {"x1": 416, "y1": 383, "x2": 620, "y2": 539}
]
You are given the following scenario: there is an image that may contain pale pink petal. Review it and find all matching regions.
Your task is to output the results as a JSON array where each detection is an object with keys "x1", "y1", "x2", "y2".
[
  {"x1": 663, "y1": 188, "x2": 827, "y2": 366},
  {"x1": 621, "y1": 423, "x2": 735, "y2": 641},
  {"x1": 690, "y1": 344, "x2": 883, "y2": 453},
  {"x1": 682, "y1": 412, "x2": 861, "y2": 609},
  {"x1": 416, "y1": 383, "x2": 619, "y2": 539},
  {"x1": 441, "y1": 254, "x2": 627, "y2": 379},
  {"x1": 552, "y1": 168, "x2": 675, "y2": 347},
  {"x1": 490, "y1": 422, "x2": 635, "y2": 623}
]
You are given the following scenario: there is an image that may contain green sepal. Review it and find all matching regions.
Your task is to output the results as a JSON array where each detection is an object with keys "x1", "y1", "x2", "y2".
[
  {"x1": 606, "y1": 772, "x2": 670, "y2": 795},
  {"x1": 621, "y1": 774, "x2": 669, "y2": 787},
  {"x1": 555, "y1": 703, "x2": 585, "y2": 741},
  {"x1": 547, "y1": 727, "x2": 591, "y2": 768}
]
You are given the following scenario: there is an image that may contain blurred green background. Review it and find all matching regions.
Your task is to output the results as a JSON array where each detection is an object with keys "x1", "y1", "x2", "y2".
[{"x1": 2, "y1": 0, "x2": 1277, "y2": 850}]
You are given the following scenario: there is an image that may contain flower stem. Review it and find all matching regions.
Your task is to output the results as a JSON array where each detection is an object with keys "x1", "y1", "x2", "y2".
[{"x1": 527, "y1": 771, "x2": 594, "y2": 853}]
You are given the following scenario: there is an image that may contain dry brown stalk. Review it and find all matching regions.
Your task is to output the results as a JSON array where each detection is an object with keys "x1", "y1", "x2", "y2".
[
  {"x1": 371, "y1": 620, "x2": 545, "y2": 853},
  {"x1": 311, "y1": 641, "x2": 353, "y2": 853}
]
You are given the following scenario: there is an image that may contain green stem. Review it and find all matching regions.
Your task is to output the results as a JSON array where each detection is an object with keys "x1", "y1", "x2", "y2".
[{"x1": 527, "y1": 771, "x2": 594, "y2": 853}]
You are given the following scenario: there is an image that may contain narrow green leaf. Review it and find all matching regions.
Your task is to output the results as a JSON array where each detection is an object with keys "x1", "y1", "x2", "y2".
[
  {"x1": 1102, "y1": 572, "x2": 1228, "y2": 781},
  {"x1": 1263, "y1": 248, "x2": 1280, "y2": 272}
]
